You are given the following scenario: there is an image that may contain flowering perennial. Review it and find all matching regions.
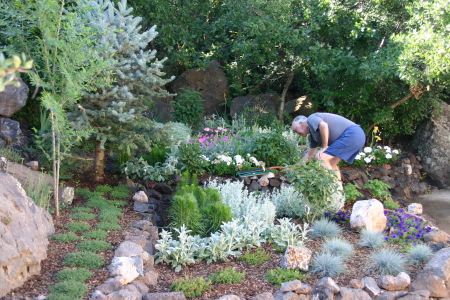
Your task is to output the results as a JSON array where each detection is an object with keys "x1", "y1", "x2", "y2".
[
  {"x1": 384, "y1": 209, "x2": 431, "y2": 244},
  {"x1": 351, "y1": 145, "x2": 401, "y2": 167}
]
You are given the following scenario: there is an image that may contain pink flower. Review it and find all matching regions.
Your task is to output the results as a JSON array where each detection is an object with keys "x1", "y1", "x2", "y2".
[{"x1": 204, "y1": 127, "x2": 212, "y2": 132}]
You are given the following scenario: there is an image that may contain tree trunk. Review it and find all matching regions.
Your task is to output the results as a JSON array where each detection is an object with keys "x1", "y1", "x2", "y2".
[
  {"x1": 278, "y1": 70, "x2": 295, "y2": 121},
  {"x1": 94, "y1": 141, "x2": 105, "y2": 182}
]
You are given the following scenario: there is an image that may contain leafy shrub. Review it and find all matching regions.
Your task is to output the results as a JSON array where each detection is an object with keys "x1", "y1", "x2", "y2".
[
  {"x1": 96, "y1": 222, "x2": 122, "y2": 231},
  {"x1": 170, "y1": 276, "x2": 212, "y2": 298},
  {"x1": 369, "y1": 248, "x2": 406, "y2": 276},
  {"x1": 82, "y1": 230, "x2": 108, "y2": 240},
  {"x1": 363, "y1": 179, "x2": 392, "y2": 201},
  {"x1": 209, "y1": 267, "x2": 246, "y2": 284},
  {"x1": 71, "y1": 212, "x2": 96, "y2": 221},
  {"x1": 62, "y1": 252, "x2": 105, "y2": 269},
  {"x1": 171, "y1": 88, "x2": 204, "y2": 127},
  {"x1": 384, "y1": 200, "x2": 400, "y2": 210},
  {"x1": 310, "y1": 218, "x2": 342, "y2": 239},
  {"x1": 238, "y1": 248, "x2": 271, "y2": 266},
  {"x1": 322, "y1": 238, "x2": 354, "y2": 259},
  {"x1": 358, "y1": 229, "x2": 385, "y2": 248},
  {"x1": 66, "y1": 222, "x2": 90, "y2": 233},
  {"x1": 51, "y1": 233, "x2": 80, "y2": 243},
  {"x1": 76, "y1": 240, "x2": 112, "y2": 252},
  {"x1": 286, "y1": 161, "x2": 344, "y2": 221},
  {"x1": 70, "y1": 207, "x2": 93, "y2": 213},
  {"x1": 311, "y1": 252, "x2": 346, "y2": 277},
  {"x1": 48, "y1": 281, "x2": 87, "y2": 298},
  {"x1": 407, "y1": 244, "x2": 433, "y2": 265},
  {"x1": 343, "y1": 183, "x2": 363, "y2": 201},
  {"x1": 55, "y1": 268, "x2": 93, "y2": 282},
  {"x1": 94, "y1": 185, "x2": 113, "y2": 193},
  {"x1": 265, "y1": 268, "x2": 308, "y2": 287},
  {"x1": 137, "y1": 144, "x2": 171, "y2": 165},
  {"x1": 177, "y1": 142, "x2": 209, "y2": 174}
]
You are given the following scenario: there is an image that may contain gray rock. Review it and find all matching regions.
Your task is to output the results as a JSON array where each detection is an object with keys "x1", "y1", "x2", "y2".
[
  {"x1": 335, "y1": 287, "x2": 371, "y2": 300},
  {"x1": 217, "y1": 295, "x2": 241, "y2": 300},
  {"x1": 377, "y1": 272, "x2": 410, "y2": 291},
  {"x1": 280, "y1": 280, "x2": 302, "y2": 292},
  {"x1": 0, "y1": 118, "x2": 29, "y2": 147},
  {"x1": 397, "y1": 290, "x2": 430, "y2": 300},
  {"x1": 108, "y1": 289, "x2": 141, "y2": 300},
  {"x1": 96, "y1": 277, "x2": 124, "y2": 294},
  {"x1": 58, "y1": 186, "x2": 74, "y2": 206},
  {"x1": 376, "y1": 291, "x2": 408, "y2": 300},
  {"x1": 250, "y1": 292, "x2": 275, "y2": 300},
  {"x1": 143, "y1": 292, "x2": 186, "y2": 300},
  {"x1": 130, "y1": 280, "x2": 150, "y2": 296},
  {"x1": 273, "y1": 290, "x2": 301, "y2": 300},
  {"x1": 133, "y1": 191, "x2": 148, "y2": 203},
  {"x1": 362, "y1": 277, "x2": 382, "y2": 298},
  {"x1": 315, "y1": 277, "x2": 340, "y2": 294},
  {"x1": 0, "y1": 78, "x2": 28, "y2": 118}
]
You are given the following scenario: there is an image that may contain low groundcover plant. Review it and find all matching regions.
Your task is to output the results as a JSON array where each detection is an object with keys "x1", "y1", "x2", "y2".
[{"x1": 384, "y1": 209, "x2": 431, "y2": 244}]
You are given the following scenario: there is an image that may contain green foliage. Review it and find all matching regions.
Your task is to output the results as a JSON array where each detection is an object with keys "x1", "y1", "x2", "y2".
[
  {"x1": 321, "y1": 238, "x2": 354, "y2": 260},
  {"x1": 369, "y1": 248, "x2": 406, "y2": 276},
  {"x1": 310, "y1": 218, "x2": 342, "y2": 239},
  {"x1": 50, "y1": 233, "x2": 80, "y2": 243},
  {"x1": 384, "y1": 200, "x2": 400, "y2": 210},
  {"x1": 76, "y1": 188, "x2": 93, "y2": 198},
  {"x1": 407, "y1": 244, "x2": 433, "y2": 265},
  {"x1": 264, "y1": 268, "x2": 309, "y2": 287},
  {"x1": 99, "y1": 207, "x2": 123, "y2": 217},
  {"x1": 238, "y1": 248, "x2": 271, "y2": 266},
  {"x1": 98, "y1": 214, "x2": 119, "y2": 224},
  {"x1": 71, "y1": 207, "x2": 93, "y2": 213},
  {"x1": 200, "y1": 202, "x2": 232, "y2": 236},
  {"x1": 170, "y1": 276, "x2": 212, "y2": 298},
  {"x1": 82, "y1": 230, "x2": 108, "y2": 240},
  {"x1": 137, "y1": 144, "x2": 170, "y2": 165},
  {"x1": 358, "y1": 229, "x2": 386, "y2": 249},
  {"x1": 363, "y1": 179, "x2": 392, "y2": 201},
  {"x1": 76, "y1": 240, "x2": 112, "y2": 252},
  {"x1": 55, "y1": 268, "x2": 93, "y2": 282},
  {"x1": 209, "y1": 267, "x2": 246, "y2": 284},
  {"x1": 71, "y1": 212, "x2": 96, "y2": 221},
  {"x1": 96, "y1": 222, "x2": 122, "y2": 231},
  {"x1": 311, "y1": 252, "x2": 346, "y2": 277},
  {"x1": 0, "y1": 146, "x2": 22, "y2": 162},
  {"x1": 66, "y1": 222, "x2": 90, "y2": 233},
  {"x1": 343, "y1": 183, "x2": 363, "y2": 202},
  {"x1": 62, "y1": 252, "x2": 105, "y2": 269},
  {"x1": 168, "y1": 194, "x2": 203, "y2": 235},
  {"x1": 286, "y1": 161, "x2": 344, "y2": 221},
  {"x1": 109, "y1": 190, "x2": 129, "y2": 199},
  {"x1": 171, "y1": 88, "x2": 204, "y2": 127},
  {"x1": 177, "y1": 142, "x2": 209, "y2": 174},
  {"x1": 269, "y1": 218, "x2": 310, "y2": 249},
  {"x1": 94, "y1": 185, "x2": 113, "y2": 193},
  {"x1": 0, "y1": 52, "x2": 33, "y2": 92},
  {"x1": 48, "y1": 281, "x2": 87, "y2": 299},
  {"x1": 112, "y1": 185, "x2": 130, "y2": 194}
]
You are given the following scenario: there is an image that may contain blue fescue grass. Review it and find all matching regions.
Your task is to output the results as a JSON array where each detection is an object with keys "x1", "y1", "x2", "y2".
[
  {"x1": 359, "y1": 229, "x2": 386, "y2": 248},
  {"x1": 369, "y1": 248, "x2": 406, "y2": 276},
  {"x1": 407, "y1": 244, "x2": 433, "y2": 265},
  {"x1": 311, "y1": 252, "x2": 345, "y2": 277},
  {"x1": 322, "y1": 238, "x2": 354, "y2": 259},
  {"x1": 310, "y1": 218, "x2": 342, "y2": 239}
]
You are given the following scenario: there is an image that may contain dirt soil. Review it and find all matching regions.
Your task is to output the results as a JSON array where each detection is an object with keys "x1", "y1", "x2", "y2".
[{"x1": 1, "y1": 170, "x2": 427, "y2": 300}]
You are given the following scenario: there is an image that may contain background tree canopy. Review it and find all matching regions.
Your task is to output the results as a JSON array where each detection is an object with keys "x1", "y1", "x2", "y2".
[{"x1": 122, "y1": 0, "x2": 449, "y2": 138}]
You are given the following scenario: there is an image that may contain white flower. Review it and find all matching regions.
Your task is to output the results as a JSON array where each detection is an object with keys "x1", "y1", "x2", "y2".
[
  {"x1": 355, "y1": 154, "x2": 361, "y2": 160},
  {"x1": 200, "y1": 155, "x2": 210, "y2": 161},
  {"x1": 364, "y1": 147, "x2": 373, "y2": 153},
  {"x1": 234, "y1": 155, "x2": 244, "y2": 164},
  {"x1": 392, "y1": 149, "x2": 399, "y2": 154},
  {"x1": 359, "y1": 152, "x2": 366, "y2": 157},
  {"x1": 217, "y1": 154, "x2": 232, "y2": 164},
  {"x1": 249, "y1": 156, "x2": 260, "y2": 166},
  {"x1": 377, "y1": 145, "x2": 382, "y2": 149},
  {"x1": 384, "y1": 146, "x2": 391, "y2": 153},
  {"x1": 364, "y1": 157, "x2": 372, "y2": 163},
  {"x1": 385, "y1": 154, "x2": 392, "y2": 159}
]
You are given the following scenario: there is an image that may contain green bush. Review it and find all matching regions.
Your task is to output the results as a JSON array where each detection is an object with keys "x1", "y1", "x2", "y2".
[
  {"x1": 51, "y1": 233, "x2": 80, "y2": 243},
  {"x1": 265, "y1": 268, "x2": 308, "y2": 287},
  {"x1": 384, "y1": 200, "x2": 400, "y2": 210},
  {"x1": 82, "y1": 230, "x2": 108, "y2": 240},
  {"x1": 201, "y1": 202, "x2": 232, "y2": 236},
  {"x1": 168, "y1": 194, "x2": 203, "y2": 234},
  {"x1": 66, "y1": 222, "x2": 90, "y2": 233},
  {"x1": 363, "y1": 179, "x2": 392, "y2": 201},
  {"x1": 100, "y1": 207, "x2": 123, "y2": 217},
  {"x1": 71, "y1": 212, "x2": 96, "y2": 221},
  {"x1": 76, "y1": 240, "x2": 112, "y2": 252},
  {"x1": 109, "y1": 190, "x2": 129, "y2": 199},
  {"x1": 170, "y1": 276, "x2": 212, "y2": 298},
  {"x1": 238, "y1": 248, "x2": 271, "y2": 266},
  {"x1": 171, "y1": 88, "x2": 204, "y2": 127},
  {"x1": 62, "y1": 252, "x2": 105, "y2": 269},
  {"x1": 98, "y1": 214, "x2": 119, "y2": 223},
  {"x1": 96, "y1": 222, "x2": 122, "y2": 231},
  {"x1": 177, "y1": 142, "x2": 208, "y2": 174},
  {"x1": 112, "y1": 185, "x2": 130, "y2": 194},
  {"x1": 48, "y1": 281, "x2": 87, "y2": 298},
  {"x1": 55, "y1": 268, "x2": 93, "y2": 282},
  {"x1": 209, "y1": 267, "x2": 246, "y2": 284},
  {"x1": 343, "y1": 183, "x2": 363, "y2": 201},
  {"x1": 0, "y1": 146, "x2": 22, "y2": 162}
]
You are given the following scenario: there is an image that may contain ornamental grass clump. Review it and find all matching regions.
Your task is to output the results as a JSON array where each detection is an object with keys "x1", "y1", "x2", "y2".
[
  {"x1": 321, "y1": 238, "x2": 354, "y2": 259},
  {"x1": 384, "y1": 209, "x2": 431, "y2": 244},
  {"x1": 311, "y1": 252, "x2": 346, "y2": 277},
  {"x1": 407, "y1": 244, "x2": 433, "y2": 265},
  {"x1": 369, "y1": 248, "x2": 406, "y2": 276},
  {"x1": 358, "y1": 229, "x2": 386, "y2": 248},
  {"x1": 310, "y1": 218, "x2": 342, "y2": 239}
]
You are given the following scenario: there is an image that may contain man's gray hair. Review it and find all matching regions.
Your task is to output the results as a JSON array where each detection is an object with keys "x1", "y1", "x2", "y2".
[{"x1": 292, "y1": 115, "x2": 307, "y2": 125}]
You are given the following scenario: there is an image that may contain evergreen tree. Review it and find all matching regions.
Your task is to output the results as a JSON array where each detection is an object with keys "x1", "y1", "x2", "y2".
[{"x1": 69, "y1": 0, "x2": 174, "y2": 181}]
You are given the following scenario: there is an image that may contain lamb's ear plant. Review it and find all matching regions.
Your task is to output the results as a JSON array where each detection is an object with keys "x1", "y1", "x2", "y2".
[
  {"x1": 369, "y1": 248, "x2": 406, "y2": 276},
  {"x1": 269, "y1": 218, "x2": 310, "y2": 249},
  {"x1": 358, "y1": 229, "x2": 385, "y2": 248},
  {"x1": 407, "y1": 244, "x2": 433, "y2": 265},
  {"x1": 310, "y1": 218, "x2": 342, "y2": 239},
  {"x1": 311, "y1": 252, "x2": 346, "y2": 277}
]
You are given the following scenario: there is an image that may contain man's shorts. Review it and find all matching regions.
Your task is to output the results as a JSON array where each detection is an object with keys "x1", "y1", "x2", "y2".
[{"x1": 324, "y1": 125, "x2": 366, "y2": 163}]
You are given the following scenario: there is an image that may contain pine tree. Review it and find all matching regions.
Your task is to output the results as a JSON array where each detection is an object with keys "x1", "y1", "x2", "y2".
[{"x1": 69, "y1": 0, "x2": 174, "y2": 181}]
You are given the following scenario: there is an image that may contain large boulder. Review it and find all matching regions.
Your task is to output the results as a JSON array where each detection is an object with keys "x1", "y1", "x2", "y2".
[
  {"x1": 168, "y1": 60, "x2": 229, "y2": 116},
  {"x1": 0, "y1": 118, "x2": 30, "y2": 148},
  {"x1": 412, "y1": 102, "x2": 450, "y2": 188},
  {"x1": 230, "y1": 93, "x2": 279, "y2": 120},
  {"x1": 350, "y1": 199, "x2": 387, "y2": 233},
  {"x1": 0, "y1": 173, "x2": 55, "y2": 297},
  {"x1": 0, "y1": 78, "x2": 29, "y2": 118},
  {"x1": 284, "y1": 95, "x2": 315, "y2": 117}
]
